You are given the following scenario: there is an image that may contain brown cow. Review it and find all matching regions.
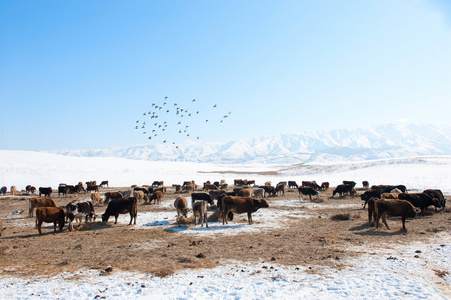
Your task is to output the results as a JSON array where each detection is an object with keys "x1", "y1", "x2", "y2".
[
  {"x1": 209, "y1": 190, "x2": 225, "y2": 201},
  {"x1": 133, "y1": 190, "x2": 147, "y2": 202},
  {"x1": 374, "y1": 199, "x2": 416, "y2": 231},
  {"x1": 86, "y1": 185, "x2": 99, "y2": 193},
  {"x1": 99, "y1": 180, "x2": 109, "y2": 187},
  {"x1": 320, "y1": 182, "x2": 329, "y2": 190},
  {"x1": 221, "y1": 196, "x2": 269, "y2": 225},
  {"x1": 238, "y1": 188, "x2": 252, "y2": 197},
  {"x1": 193, "y1": 200, "x2": 208, "y2": 227},
  {"x1": 181, "y1": 185, "x2": 194, "y2": 193},
  {"x1": 29, "y1": 198, "x2": 56, "y2": 218},
  {"x1": 203, "y1": 183, "x2": 218, "y2": 192},
  {"x1": 155, "y1": 187, "x2": 167, "y2": 194},
  {"x1": 381, "y1": 193, "x2": 399, "y2": 199},
  {"x1": 173, "y1": 184, "x2": 182, "y2": 193},
  {"x1": 36, "y1": 206, "x2": 65, "y2": 235},
  {"x1": 234, "y1": 179, "x2": 245, "y2": 186},
  {"x1": 148, "y1": 190, "x2": 163, "y2": 204},
  {"x1": 91, "y1": 193, "x2": 103, "y2": 205},
  {"x1": 104, "y1": 192, "x2": 123, "y2": 205},
  {"x1": 174, "y1": 196, "x2": 189, "y2": 218},
  {"x1": 10, "y1": 185, "x2": 17, "y2": 195}
]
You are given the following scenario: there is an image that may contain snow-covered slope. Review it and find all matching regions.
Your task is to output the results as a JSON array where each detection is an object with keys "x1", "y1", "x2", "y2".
[
  {"x1": 2, "y1": 150, "x2": 451, "y2": 193},
  {"x1": 47, "y1": 124, "x2": 451, "y2": 164}
]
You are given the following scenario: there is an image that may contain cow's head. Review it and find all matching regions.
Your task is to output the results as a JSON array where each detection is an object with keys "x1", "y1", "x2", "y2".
[
  {"x1": 254, "y1": 199, "x2": 269, "y2": 208},
  {"x1": 432, "y1": 198, "x2": 442, "y2": 208},
  {"x1": 181, "y1": 207, "x2": 190, "y2": 218},
  {"x1": 409, "y1": 208, "x2": 416, "y2": 219},
  {"x1": 101, "y1": 214, "x2": 109, "y2": 222}
]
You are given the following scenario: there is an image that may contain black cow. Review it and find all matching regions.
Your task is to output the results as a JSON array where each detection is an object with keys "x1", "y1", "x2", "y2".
[
  {"x1": 102, "y1": 197, "x2": 138, "y2": 225},
  {"x1": 259, "y1": 185, "x2": 276, "y2": 197},
  {"x1": 217, "y1": 193, "x2": 235, "y2": 221},
  {"x1": 74, "y1": 183, "x2": 86, "y2": 193},
  {"x1": 288, "y1": 181, "x2": 298, "y2": 188},
  {"x1": 372, "y1": 185, "x2": 407, "y2": 193},
  {"x1": 360, "y1": 189, "x2": 384, "y2": 209},
  {"x1": 423, "y1": 189, "x2": 446, "y2": 209},
  {"x1": 398, "y1": 193, "x2": 441, "y2": 216},
  {"x1": 332, "y1": 185, "x2": 355, "y2": 198},
  {"x1": 302, "y1": 181, "x2": 321, "y2": 190},
  {"x1": 66, "y1": 200, "x2": 95, "y2": 231},
  {"x1": 1, "y1": 186, "x2": 7, "y2": 195},
  {"x1": 191, "y1": 192, "x2": 213, "y2": 206},
  {"x1": 275, "y1": 183, "x2": 285, "y2": 196},
  {"x1": 65, "y1": 185, "x2": 76, "y2": 194},
  {"x1": 362, "y1": 181, "x2": 369, "y2": 188},
  {"x1": 343, "y1": 181, "x2": 356, "y2": 188},
  {"x1": 58, "y1": 185, "x2": 68, "y2": 197},
  {"x1": 134, "y1": 187, "x2": 149, "y2": 195},
  {"x1": 298, "y1": 187, "x2": 319, "y2": 201},
  {"x1": 39, "y1": 187, "x2": 52, "y2": 198}
]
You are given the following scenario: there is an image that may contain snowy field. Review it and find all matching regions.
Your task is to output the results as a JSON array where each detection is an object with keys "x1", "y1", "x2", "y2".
[
  {"x1": 0, "y1": 150, "x2": 451, "y2": 299},
  {"x1": 0, "y1": 234, "x2": 450, "y2": 299}
]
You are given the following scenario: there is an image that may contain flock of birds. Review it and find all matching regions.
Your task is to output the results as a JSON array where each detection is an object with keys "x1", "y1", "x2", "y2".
[{"x1": 135, "y1": 97, "x2": 232, "y2": 148}]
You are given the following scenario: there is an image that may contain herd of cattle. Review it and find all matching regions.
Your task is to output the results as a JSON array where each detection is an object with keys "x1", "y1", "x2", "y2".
[{"x1": 0, "y1": 179, "x2": 447, "y2": 236}]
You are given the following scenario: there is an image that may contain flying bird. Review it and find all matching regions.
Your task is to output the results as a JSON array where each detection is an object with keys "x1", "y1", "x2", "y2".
[{"x1": 213, "y1": 104, "x2": 217, "y2": 108}]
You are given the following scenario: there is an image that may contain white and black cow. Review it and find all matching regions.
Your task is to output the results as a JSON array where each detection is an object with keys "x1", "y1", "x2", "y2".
[{"x1": 66, "y1": 200, "x2": 95, "y2": 231}]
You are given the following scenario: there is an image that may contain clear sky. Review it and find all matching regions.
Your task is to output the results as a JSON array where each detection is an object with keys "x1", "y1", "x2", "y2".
[{"x1": 1, "y1": 0, "x2": 451, "y2": 151}]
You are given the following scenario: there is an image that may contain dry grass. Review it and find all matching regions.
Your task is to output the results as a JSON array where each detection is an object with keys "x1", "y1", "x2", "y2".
[
  {"x1": 331, "y1": 213, "x2": 351, "y2": 221},
  {"x1": 0, "y1": 186, "x2": 448, "y2": 279}
]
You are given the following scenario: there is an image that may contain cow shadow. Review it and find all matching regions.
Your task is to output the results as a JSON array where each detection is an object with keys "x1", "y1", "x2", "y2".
[
  {"x1": 349, "y1": 224, "x2": 408, "y2": 236},
  {"x1": 164, "y1": 223, "x2": 244, "y2": 233}
]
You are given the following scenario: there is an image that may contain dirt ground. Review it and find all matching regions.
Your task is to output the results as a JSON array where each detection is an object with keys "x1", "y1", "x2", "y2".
[{"x1": 0, "y1": 185, "x2": 450, "y2": 278}]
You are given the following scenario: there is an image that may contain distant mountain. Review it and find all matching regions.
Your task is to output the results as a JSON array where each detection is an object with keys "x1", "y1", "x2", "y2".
[{"x1": 47, "y1": 124, "x2": 451, "y2": 164}]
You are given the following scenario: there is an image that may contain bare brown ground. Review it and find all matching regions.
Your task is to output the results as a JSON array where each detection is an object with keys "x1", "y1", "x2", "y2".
[{"x1": 0, "y1": 186, "x2": 450, "y2": 278}]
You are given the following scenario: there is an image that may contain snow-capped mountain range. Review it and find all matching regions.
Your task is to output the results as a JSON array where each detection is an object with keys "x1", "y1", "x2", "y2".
[{"x1": 47, "y1": 124, "x2": 451, "y2": 164}]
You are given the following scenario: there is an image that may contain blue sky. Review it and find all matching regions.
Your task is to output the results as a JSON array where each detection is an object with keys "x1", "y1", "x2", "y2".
[{"x1": 1, "y1": 0, "x2": 451, "y2": 150}]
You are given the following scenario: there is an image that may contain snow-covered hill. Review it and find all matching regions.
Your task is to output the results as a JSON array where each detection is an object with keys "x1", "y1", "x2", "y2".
[{"x1": 47, "y1": 124, "x2": 451, "y2": 164}]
